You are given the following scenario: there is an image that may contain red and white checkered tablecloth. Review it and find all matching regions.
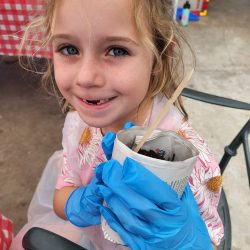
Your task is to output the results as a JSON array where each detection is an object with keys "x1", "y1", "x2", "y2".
[
  {"x1": 0, "y1": 213, "x2": 13, "y2": 250},
  {"x1": 0, "y1": 0, "x2": 51, "y2": 57}
]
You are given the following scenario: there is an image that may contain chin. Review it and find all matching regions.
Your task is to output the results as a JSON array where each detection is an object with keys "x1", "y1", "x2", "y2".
[{"x1": 78, "y1": 115, "x2": 110, "y2": 129}]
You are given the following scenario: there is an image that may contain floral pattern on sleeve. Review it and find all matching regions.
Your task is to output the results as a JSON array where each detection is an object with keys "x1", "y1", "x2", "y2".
[
  {"x1": 56, "y1": 111, "x2": 86, "y2": 189},
  {"x1": 178, "y1": 121, "x2": 224, "y2": 246},
  {"x1": 77, "y1": 127, "x2": 106, "y2": 185}
]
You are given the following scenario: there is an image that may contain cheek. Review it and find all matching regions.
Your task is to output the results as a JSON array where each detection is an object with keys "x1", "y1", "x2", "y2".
[
  {"x1": 128, "y1": 67, "x2": 152, "y2": 94},
  {"x1": 53, "y1": 62, "x2": 71, "y2": 93},
  {"x1": 130, "y1": 55, "x2": 153, "y2": 95},
  {"x1": 115, "y1": 61, "x2": 152, "y2": 95}
]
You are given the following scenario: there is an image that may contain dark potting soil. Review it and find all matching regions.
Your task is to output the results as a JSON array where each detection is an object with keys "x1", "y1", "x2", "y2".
[{"x1": 138, "y1": 149, "x2": 175, "y2": 161}]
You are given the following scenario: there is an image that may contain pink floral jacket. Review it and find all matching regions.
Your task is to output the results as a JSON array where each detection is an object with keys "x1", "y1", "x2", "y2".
[{"x1": 56, "y1": 95, "x2": 224, "y2": 246}]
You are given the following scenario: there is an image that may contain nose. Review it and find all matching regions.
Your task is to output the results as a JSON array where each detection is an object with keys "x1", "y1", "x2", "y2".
[{"x1": 75, "y1": 56, "x2": 105, "y2": 88}]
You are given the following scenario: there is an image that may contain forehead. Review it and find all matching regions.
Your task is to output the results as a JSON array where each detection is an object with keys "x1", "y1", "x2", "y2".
[{"x1": 53, "y1": 0, "x2": 141, "y2": 40}]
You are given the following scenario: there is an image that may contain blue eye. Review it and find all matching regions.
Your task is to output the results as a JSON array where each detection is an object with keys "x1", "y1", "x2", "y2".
[
  {"x1": 59, "y1": 45, "x2": 79, "y2": 56},
  {"x1": 109, "y1": 47, "x2": 128, "y2": 57}
]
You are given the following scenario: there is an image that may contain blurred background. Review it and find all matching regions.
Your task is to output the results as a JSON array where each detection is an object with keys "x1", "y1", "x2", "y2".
[{"x1": 0, "y1": 0, "x2": 250, "y2": 249}]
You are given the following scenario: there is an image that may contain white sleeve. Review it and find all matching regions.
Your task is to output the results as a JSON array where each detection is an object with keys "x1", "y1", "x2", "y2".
[{"x1": 56, "y1": 111, "x2": 86, "y2": 189}]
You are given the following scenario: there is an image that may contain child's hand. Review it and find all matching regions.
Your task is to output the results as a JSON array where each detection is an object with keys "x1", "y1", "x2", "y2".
[
  {"x1": 65, "y1": 122, "x2": 134, "y2": 227},
  {"x1": 65, "y1": 175, "x2": 103, "y2": 227},
  {"x1": 96, "y1": 158, "x2": 213, "y2": 250},
  {"x1": 101, "y1": 121, "x2": 135, "y2": 160}
]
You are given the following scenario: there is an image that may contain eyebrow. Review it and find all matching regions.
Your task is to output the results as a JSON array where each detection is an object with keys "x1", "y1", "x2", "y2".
[
  {"x1": 104, "y1": 36, "x2": 140, "y2": 47},
  {"x1": 51, "y1": 34, "x2": 139, "y2": 47},
  {"x1": 51, "y1": 34, "x2": 74, "y2": 42}
]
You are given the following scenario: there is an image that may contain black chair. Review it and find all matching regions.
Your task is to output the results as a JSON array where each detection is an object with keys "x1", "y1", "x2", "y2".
[{"x1": 22, "y1": 227, "x2": 87, "y2": 250}]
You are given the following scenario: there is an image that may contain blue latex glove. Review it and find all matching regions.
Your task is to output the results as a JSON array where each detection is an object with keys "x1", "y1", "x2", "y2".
[
  {"x1": 102, "y1": 121, "x2": 135, "y2": 160},
  {"x1": 65, "y1": 122, "x2": 134, "y2": 227},
  {"x1": 96, "y1": 159, "x2": 212, "y2": 249},
  {"x1": 65, "y1": 175, "x2": 103, "y2": 227}
]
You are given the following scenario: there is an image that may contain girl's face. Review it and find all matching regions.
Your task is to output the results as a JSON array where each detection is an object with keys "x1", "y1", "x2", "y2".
[{"x1": 52, "y1": 0, "x2": 154, "y2": 133}]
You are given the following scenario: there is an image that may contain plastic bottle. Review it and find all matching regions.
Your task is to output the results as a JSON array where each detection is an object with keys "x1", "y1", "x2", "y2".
[{"x1": 181, "y1": 1, "x2": 191, "y2": 26}]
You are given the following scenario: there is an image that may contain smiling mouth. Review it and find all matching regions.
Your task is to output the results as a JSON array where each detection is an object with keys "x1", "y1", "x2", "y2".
[{"x1": 82, "y1": 97, "x2": 115, "y2": 105}]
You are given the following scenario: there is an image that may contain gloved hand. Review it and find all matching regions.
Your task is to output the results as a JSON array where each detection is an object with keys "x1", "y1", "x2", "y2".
[
  {"x1": 65, "y1": 175, "x2": 103, "y2": 227},
  {"x1": 96, "y1": 159, "x2": 212, "y2": 250},
  {"x1": 65, "y1": 122, "x2": 134, "y2": 227},
  {"x1": 97, "y1": 124, "x2": 212, "y2": 250},
  {"x1": 102, "y1": 121, "x2": 135, "y2": 160}
]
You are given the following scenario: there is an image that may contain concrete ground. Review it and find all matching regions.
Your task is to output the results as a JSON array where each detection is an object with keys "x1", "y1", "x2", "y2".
[{"x1": 0, "y1": 0, "x2": 249, "y2": 249}]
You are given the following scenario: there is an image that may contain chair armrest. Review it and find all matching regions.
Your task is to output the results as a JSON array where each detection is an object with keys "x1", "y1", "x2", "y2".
[
  {"x1": 22, "y1": 227, "x2": 88, "y2": 250},
  {"x1": 182, "y1": 88, "x2": 250, "y2": 110}
]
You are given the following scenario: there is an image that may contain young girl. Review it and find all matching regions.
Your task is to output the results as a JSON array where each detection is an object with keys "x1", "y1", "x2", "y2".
[{"x1": 11, "y1": 0, "x2": 224, "y2": 249}]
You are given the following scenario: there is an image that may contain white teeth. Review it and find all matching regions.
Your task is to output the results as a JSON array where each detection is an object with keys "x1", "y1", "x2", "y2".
[{"x1": 99, "y1": 99, "x2": 109, "y2": 104}]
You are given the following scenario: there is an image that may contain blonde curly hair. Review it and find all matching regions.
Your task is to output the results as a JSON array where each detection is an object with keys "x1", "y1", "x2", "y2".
[{"x1": 20, "y1": 0, "x2": 195, "y2": 118}]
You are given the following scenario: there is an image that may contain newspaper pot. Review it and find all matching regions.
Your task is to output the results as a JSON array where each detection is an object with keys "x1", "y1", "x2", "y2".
[{"x1": 102, "y1": 126, "x2": 199, "y2": 245}]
